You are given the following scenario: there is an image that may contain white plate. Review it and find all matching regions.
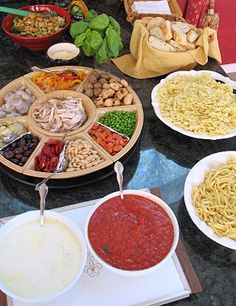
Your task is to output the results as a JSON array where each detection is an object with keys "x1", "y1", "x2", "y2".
[
  {"x1": 184, "y1": 151, "x2": 236, "y2": 250},
  {"x1": 151, "y1": 70, "x2": 236, "y2": 140}
]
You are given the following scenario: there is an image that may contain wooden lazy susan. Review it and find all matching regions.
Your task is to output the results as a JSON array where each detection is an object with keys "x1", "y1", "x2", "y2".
[{"x1": 0, "y1": 66, "x2": 144, "y2": 187}]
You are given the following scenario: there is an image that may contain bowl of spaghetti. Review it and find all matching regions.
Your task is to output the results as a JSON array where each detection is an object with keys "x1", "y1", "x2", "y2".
[{"x1": 184, "y1": 151, "x2": 236, "y2": 250}]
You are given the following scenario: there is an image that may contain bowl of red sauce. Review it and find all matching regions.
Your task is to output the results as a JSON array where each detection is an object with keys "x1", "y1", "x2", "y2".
[{"x1": 85, "y1": 190, "x2": 179, "y2": 276}]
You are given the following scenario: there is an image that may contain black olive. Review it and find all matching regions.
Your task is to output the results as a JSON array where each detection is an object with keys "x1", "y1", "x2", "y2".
[
  {"x1": 15, "y1": 154, "x2": 23, "y2": 159},
  {"x1": 11, "y1": 158, "x2": 19, "y2": 164},
  {"x1": 21, "y1": 156, "x2": 28, "y2": 163},
  {"x1": 14, "y1": 148, "x2": 23, "y2": 154},
  {"x1": 3, "y1": 151, "x2": 13, "y2": 159},
  {"x1": 21, "y1": 146, "x2": 28, "y2": 151},
  {"x1": 19, "y1": 139, "x2": 26, "y2": 146},
  {"x1": 24, "y1": 134, "x2": 31, "y2": 140},
  {"x1": 25, "y1": 151, "x2": 32, "y2": 157}
]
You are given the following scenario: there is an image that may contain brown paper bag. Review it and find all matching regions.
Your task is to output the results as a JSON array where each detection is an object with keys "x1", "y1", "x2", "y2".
[{"x1": 112, "y1": 18, "x2": 221, "y2": 79}]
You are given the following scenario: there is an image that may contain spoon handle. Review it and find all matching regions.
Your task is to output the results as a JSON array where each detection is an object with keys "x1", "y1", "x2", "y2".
[
  {"x1": 114, "y1": 161, "x2": 124, "y2": 200},
  {"x1": 0, "y1": 6, "x2": 30, "y2": 16},
  {"x1": 38, "y1": 183, "x2": 48, "y2": 226}
]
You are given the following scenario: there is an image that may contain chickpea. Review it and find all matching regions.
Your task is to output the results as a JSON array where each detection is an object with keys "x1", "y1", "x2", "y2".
[{"x1": 65, "y1": 139, "x2": 104, "y2": 171}]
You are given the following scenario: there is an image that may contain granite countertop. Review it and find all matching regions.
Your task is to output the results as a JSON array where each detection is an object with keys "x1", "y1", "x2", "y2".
[{"x1": 0, "y1": 1, "x2": 235, "y2": 305}]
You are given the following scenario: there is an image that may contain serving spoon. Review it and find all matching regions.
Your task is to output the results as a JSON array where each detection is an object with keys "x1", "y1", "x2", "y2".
[
  {"x1": 35, "y1": 183, "x2": 48, "y2": 227},
  {"x1": 0, "y1": 6, "x2": 57, "y2": 17},
  {"x1": 0, "y1": 6, "x2": 30, "y2": 17},
  {"x1": 114, "y1": 161, "x2": 124, "y2": 200},
  {"x1": 31, "y1": 66, "x2": 78, "y2": 76},
  {"x1": 35, "y1": 141, "x2": 69, "y2": 226}
]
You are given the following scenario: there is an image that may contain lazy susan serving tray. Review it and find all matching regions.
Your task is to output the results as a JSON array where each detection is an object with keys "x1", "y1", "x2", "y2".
[{"x1": 0, "y1": 66, "x2": 144, "y2": 184}]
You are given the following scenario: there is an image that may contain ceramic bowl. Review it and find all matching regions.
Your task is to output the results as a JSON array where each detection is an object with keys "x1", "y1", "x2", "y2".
[
  {"x1": 47, "y1": 42, "x2": 80, "y2": 64},
  {"x1": 85, "y1": 190, "x2": 179, "y2": 277},
  {"x1": 2, "y1": 5, "x2": 71, "y2": 51},
  {"x1": 0, "y1": 210, "x2": 87, "y2": 303}
]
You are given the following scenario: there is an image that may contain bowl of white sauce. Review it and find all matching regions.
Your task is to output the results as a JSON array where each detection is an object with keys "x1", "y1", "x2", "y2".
[
  {"x1": 47, "y1": 42, "x2": 80, "y2": 63},
  {"x1": 0, "y1": 210, "x2": 87, "y2": 303}
]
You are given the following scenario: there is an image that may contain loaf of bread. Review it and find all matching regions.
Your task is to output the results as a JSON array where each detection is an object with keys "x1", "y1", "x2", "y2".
[
  {"x1": 147, "y1": 17, "x2": 200, "y2": 52},
  {"x1": 149, "y1": 36, "x2": 176, "y2": 51}
]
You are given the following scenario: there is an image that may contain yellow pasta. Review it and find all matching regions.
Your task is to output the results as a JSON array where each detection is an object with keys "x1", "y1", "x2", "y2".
[
  {"x1": 156, "y1": 73, "x2": 236, "y2": 136},
  {"x1": 192, "y1": 157, "x2": 236, "y2": 240}
]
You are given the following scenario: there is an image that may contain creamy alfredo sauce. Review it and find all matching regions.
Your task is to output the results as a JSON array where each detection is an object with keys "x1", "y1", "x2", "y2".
[{"x1": 0, "y1": 217, "x2": 82, "y2": 298}]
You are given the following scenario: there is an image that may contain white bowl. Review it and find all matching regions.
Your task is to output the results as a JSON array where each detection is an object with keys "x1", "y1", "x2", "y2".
[
  {"x1": 85, "y1": 190, "x2": 179, "y2": 277},
  {"x1": 151, "y1": 70, "x2": 236, "y2": 140},
  {"x1": 47, "y1": 42, "x2": 80, "y2": 61},
  {"x1": 184, "y1": 151, "x2": 236, "y2": 250},
  {"x1": 0, "y1": 210, "x2": 87, "y2": 303}
]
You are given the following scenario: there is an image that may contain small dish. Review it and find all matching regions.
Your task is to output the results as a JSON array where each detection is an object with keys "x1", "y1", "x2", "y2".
[{"x1": 47, "y1": 43, "x2": 80, "y2": 64}]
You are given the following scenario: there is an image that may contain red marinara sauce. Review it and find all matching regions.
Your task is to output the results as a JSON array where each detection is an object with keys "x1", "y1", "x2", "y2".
[{"x1": 88, "y1": 194, "x2": 174, "y2": 271}]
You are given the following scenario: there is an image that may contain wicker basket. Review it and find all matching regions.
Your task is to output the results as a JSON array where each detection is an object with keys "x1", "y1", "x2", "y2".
[{"x1": 124, "y1": 0, "x2": 183, "y2": 23}]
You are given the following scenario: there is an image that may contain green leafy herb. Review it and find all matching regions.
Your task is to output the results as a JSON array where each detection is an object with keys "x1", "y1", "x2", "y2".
[
  {"x1": 89, "y1": 13, "x2": 109, "y2": 31},
  {"x1": 74, "y1": 32, "x2": 87, "y2": 47},
  {"x1": 84, "y1": 10, "x2": 98, "y2": 22},
  {"x1": 70, "y1": 20, "x2": 89, "y2": 38},
  {"x1": 108, "y1": 16, "x2": 120, "y2": 33},
  {"x1": 90, "y1": 30, "x2": 103, "y2": 51},
  {"x1": 69, "y1": 10, "x2": 123, "y2": 63}
]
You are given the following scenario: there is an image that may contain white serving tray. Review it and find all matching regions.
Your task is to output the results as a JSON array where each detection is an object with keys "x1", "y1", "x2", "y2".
[{"x1": 0, "y1": 192, "x2": 191, "y2": 306}]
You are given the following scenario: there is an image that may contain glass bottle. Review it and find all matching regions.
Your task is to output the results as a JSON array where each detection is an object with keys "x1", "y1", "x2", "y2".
[{"x1": 201, "y1": 0, "x2": 219, "y2": 30}]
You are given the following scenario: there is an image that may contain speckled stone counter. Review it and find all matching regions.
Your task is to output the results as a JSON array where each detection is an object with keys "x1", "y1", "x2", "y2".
[{"x1": 0, "y1": 1, "x2": 235, "y2": 305}]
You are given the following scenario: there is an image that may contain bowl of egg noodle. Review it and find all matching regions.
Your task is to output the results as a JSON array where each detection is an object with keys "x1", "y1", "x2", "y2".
[
  {"x1": 151, "y1": 70, "x2": 236, "y2": 140},
  {"x1": 184, "y1": 151, "x2": 236, "y2": 250}
]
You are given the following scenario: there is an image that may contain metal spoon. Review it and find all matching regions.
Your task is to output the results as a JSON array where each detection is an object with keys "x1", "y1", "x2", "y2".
[
  {"x1": 34, "y1": 141, "x2": 69, "y2": 226},
  {"x1": 114, "y1": 161, "x2": 124, "y2": 200},
  {"x1": 35, "y1": 183, "x2": 48, "y2": 227},
  {"x1": 2, "y1": 133, "x2": 17, "y2": 143},
  {"x1": 31, "y1": 66, "x2": 78, "y2": 75}
]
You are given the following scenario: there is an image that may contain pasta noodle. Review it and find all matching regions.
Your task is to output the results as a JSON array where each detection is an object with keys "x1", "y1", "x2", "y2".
[
  {"x1": 192, "y1": 157, "x2": 236, "y2": 240},
  {"x1": 156, "y1": 73, "x2": 236, "y2": 136}
]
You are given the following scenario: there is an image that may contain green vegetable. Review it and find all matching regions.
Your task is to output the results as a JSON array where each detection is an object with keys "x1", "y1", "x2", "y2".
[
  {"x1": 90, "y1": 30, "x2": 103, "y2": 51},
  {"x1": 74, "y1": 32, "x2": 87, "y2": 47},
  {"x1": 106, "y1": 26, "x2": 120, "y2": 58},
  {"x1": 98, "y1": 111, "x2": 137, "y2": 138},
  {"x1": 96, "y1": 37, "x2": 109, "y2": 64},
  {"x1": 84, "y1": 10, "x2": 98, "y2": 22},
  {"x1": 82, "y1": 30, "x2": 94, "y2": 57},
  {"x1": 70, "y1": 20, "x2": 89, "y2": 38},
  {"x1": 89, "y1": 13, "x2": 109, "y2": 31},
  {"x1": 108, "y1": 16, "x2": 120, "y2": 33},
  {"x1": 70, "y1": 10, "x2": 123, "y2": 64}
]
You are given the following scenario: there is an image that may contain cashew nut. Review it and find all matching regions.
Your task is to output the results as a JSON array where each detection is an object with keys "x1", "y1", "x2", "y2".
[
  {"x1": 120, "y1": 79, "x2": 128, "y2": 87},
  {"x1": 94, "y1": 97, "x2": 104, "y2": 107},
  {"x1": 123, "y1": 93, "x2": 133, "y2": 105},
  {"x1": 101, "y1": 88, "x2": 115, "y2": 99},
  {"x1": 103, "y1": 83, "x2": 111, "y2": 89},
  {"x1": 110, "y1": 82, "x2": 121, "y2": 91},
  {"x1": 115, "y1": 88, "x2": 128, "y2": 100},
  {"x1": 104, "y1": 98, "x2": 114, "y2": 107},
  {"x1": 113, "y1": 99, "x2": 122, "y2": 106}
]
